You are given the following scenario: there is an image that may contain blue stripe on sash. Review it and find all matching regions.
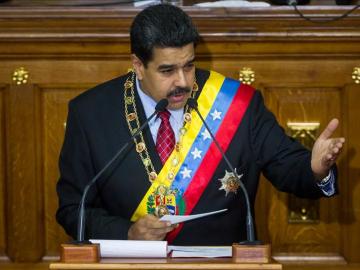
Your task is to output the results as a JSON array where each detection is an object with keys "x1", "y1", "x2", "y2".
[{"x1": 170, "y1": 78, "x2": 241, "y2": 194}]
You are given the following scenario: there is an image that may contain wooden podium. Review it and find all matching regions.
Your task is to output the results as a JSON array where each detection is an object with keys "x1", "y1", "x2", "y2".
[
  {"x1": 50, "y1": 242, "x2": 280, "y2": 270},
  {"x1": 49, "y1": 257, "x2": 282, "y2": 270}
]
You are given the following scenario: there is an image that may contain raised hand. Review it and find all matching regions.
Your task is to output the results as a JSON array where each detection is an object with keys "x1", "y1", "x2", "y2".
[{"x1": 311, "y1": 118, "x2": 345, "y2": 180}]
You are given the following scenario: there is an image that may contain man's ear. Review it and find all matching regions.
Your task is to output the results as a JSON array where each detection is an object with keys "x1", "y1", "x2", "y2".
[{"x1": 131, "y1": 54, "x2": 144, "y2": 80}]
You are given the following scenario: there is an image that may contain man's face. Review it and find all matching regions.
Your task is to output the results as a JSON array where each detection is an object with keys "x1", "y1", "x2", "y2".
[{"x1": 132, "y1": 43, "x2": 195, "y2": 110}]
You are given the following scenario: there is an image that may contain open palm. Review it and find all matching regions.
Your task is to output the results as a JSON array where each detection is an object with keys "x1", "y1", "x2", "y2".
[{"x1": 311, "y1": 118, "x2": 345, "y2": 180}]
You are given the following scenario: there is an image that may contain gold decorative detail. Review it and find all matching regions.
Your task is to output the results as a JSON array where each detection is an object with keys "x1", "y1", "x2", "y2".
[
  {"x1": 171, "y1": 158, "x2": 179, "y2": 167},
  {"x1": 239, "y1": 67, "x2": 255, "y2": 85},
  {"x1": 124, "y1": 80, "x2": 133, "y2": 89},
  {"x1": 127, "y1": 68, "x2": 134, "y2": 73},
  {"x1": 167, "y1": 172, "x2": 175, "y2": 180},
  {"x1": 12, "y1": 67, "x2": 29, "y2": 85},
  {"x1": 288, "y1": 198, "x2": 319, "y2": 224},
  {"x1": 193, "y1": 81, "x2": 199, "y2": 91},
  {"x1": 175, "y1": 142, "x2": 182, "y2": 152},
  {"x1": 136, "y1": 142, "x2": 146, "y2": 153},
  {"x1": 287, "y1": 122, "x2": 320, "y2": 223},
  {"x1": 125, "y1": 96, "x2": 134, "y2": 105},
  {"x1": 286, "y1": 122, "x2": 320, "y2": 150},
  {"x1": 149, "y1": 171, "x2": 158, "y2": 181},
  {"x1": 127, "y1": 112, "x2": 137, "y2": 122},
  {"x1": 180, "y1": 127, "x2": 187, "y2": 135},
  {"x1": 184, "y1": 112, "x2": 192, "y2": 123},
  {"x1": 352, "y1": 67, "x2": 360, "y2": 84},
  {"x1": 143, "y1": 158, "x2": 151, "y2": 167}
]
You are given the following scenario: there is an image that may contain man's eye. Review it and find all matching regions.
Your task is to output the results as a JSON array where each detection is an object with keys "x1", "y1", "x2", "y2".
[
  {"x1": 184, "y1": 63, "x2": 194, "y2": 71},
  {"x1": 161, "y1": 69, "x2": 173, "y2": 74}
]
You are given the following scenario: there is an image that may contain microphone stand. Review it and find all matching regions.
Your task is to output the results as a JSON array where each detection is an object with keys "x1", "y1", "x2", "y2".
[
  {"x1": 187, "y1": 98, "x2": 270, "y2": 263},
  {"x1": 60, "y1": 99, "x2": 169, "y2": 263},
  {"x1": 76, "y1": 108, "x2": 160, "y2": 244}
]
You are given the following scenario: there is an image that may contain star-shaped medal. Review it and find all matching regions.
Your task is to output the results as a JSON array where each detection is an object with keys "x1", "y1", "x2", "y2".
[{"x1": 218, "y1": 169, "x2": 243, "y2": 196}]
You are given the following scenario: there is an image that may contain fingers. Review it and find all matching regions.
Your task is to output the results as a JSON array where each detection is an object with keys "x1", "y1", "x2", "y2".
[
  {"x1": 319, "y1": 118, "x2": 339, "y2": 140},
  {"x1": 128, "y1": 214, "x2": 176, "y2": 240},
  {"x1": 141, "y1": 214, "x2": 171, "y2": 229},
  {"x1": 312, "y1": 119, "x2": 345, "y2": 177},
  {"x1": 324, "y1": 137, "x2": 345, "y2": 164}
]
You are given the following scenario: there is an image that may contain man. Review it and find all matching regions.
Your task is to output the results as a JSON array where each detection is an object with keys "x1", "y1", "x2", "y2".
[{"x1": 56, "y1": 4, "x2": 344, "y2": 245}]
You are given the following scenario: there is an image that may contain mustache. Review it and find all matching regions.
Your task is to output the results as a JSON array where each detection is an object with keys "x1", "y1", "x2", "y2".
[{"x1": 166, "y1": 87, "x2": 191, "y2": 98}]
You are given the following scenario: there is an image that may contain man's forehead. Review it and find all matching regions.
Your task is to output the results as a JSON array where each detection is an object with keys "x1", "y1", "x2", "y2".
[{"x1": 150, "y1": 45, "x2": 195, "y2": 67}]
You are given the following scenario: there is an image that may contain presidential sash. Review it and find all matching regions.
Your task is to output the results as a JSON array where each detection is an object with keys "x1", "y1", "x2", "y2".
[{"x1": 130, "y1": 70, "x2": 255, "y2": 242}]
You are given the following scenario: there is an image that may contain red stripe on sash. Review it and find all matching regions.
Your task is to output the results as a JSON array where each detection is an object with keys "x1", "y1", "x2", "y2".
[{"x1": 166, "y1": 83, "x2": 255, "y2": 243}]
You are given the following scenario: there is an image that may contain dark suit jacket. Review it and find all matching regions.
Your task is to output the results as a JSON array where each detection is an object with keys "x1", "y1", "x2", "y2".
[{"x1": 56, "y1": 69, "x2": 335, "y2": 245}]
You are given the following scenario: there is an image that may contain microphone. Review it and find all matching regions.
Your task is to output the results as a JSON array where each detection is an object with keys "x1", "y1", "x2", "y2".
[
  {"x1": 186, "y1": 98, "x2": 260, "y2": 245},
  {"x1": 76, "y1": 98, "x2": 169, "y2": 244}
]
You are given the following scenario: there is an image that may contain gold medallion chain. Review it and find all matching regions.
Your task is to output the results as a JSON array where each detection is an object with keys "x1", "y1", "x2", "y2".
[{"x1": 124, "y1": 71, "x2": 198, "y2": 183}]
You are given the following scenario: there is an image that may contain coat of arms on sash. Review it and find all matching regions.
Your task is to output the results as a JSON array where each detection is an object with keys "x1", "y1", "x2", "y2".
[{"x1": 147, "y1": 185, "x2": 185, "y2": 217}]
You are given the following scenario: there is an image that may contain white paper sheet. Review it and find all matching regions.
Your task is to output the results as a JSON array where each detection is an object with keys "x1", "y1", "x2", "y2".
[
  {"x1": 168, "y1": 246, "x2": 232, "y2": 258},
  {"x1": 159, "y1": 208, "x2": 227, "y2": 225},
  {"x1": 195, "y1": 0, "x2": 270, "y2": 7},
  {"x1": 90, "y1": 239, "x2": 167, "y2": 258}
]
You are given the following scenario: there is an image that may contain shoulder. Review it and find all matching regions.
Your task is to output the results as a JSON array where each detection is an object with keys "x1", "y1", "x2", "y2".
[
  {"x1": 69, "y1": 73, "x2": 130, "y2": 110},
  {"x1": 197, "y1": 68, "x2": 259, "y2": 98},
  {"x1": 195, "y1": 68, "x2": 210, "y2": 89}
]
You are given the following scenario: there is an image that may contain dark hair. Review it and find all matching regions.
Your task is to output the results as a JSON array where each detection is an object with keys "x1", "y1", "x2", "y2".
[{"x1": 130, "y1": 4, "x2": 200, "y2": 67}]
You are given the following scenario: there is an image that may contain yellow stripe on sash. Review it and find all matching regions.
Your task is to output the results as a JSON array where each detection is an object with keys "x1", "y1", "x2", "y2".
[{"x1": 131, "y1": 71, "x2": 225, "y2": 222}]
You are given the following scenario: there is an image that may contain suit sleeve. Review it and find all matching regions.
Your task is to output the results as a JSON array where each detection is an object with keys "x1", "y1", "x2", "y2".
[
  {"x1": 56, "y1": 101, "x2": 132, "y2": 240},
  {"x1": 249, "y1": 91, "x2": 338, "y2": 198}
]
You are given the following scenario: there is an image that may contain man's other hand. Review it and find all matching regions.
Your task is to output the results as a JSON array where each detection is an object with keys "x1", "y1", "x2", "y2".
[{"x1": 311, "y1": 118, "x2": 345, "y2": 180}]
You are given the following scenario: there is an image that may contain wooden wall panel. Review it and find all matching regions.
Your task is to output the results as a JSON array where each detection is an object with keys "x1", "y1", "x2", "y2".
[
  {"x1": 265, "y1": 88, "x2": 341, "y2": 254},
  {"x1": 0, "y1": 86, "x2": 7, "y2": 261},
  {"x1": 342, "y1": 84, "x2": 360, "y2": 262},
  {"x1": 6, "y1": 84, "x2": 44, "y2": 262},
  {"x1": 202, "y1": 59, "x2": 357, "y2": 88},
  {"x1": 41, "y1": 87, "x2": 86, "y2": 259}
]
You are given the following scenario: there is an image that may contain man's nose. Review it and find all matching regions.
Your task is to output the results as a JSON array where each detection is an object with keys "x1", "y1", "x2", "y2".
[{"x1": 175, "y1": 70, "x2": 187, "y2": 88}]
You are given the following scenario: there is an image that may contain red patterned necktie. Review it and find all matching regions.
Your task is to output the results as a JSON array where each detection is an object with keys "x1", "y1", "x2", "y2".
[{"x1": 156, "y1": 110, "x2": 175, "y2": 164}]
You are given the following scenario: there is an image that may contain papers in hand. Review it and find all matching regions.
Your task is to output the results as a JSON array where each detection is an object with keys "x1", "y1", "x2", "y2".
[
  {"x1": 90, "y1": 239, "x2": 167, "y2": 258},
  {"x1": 159, "y1": 208, "x2": 227, "y2": 225}
]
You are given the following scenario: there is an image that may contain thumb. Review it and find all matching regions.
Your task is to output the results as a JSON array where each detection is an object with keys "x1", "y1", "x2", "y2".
[{"x1": 319, "y1": 118, "x2": 339, "y2": 140}]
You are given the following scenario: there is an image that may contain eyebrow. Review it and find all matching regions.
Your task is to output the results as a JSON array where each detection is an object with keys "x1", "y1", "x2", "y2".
[{"x1": 157, "y1": 57, "x2": 196, "y2": 71}]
